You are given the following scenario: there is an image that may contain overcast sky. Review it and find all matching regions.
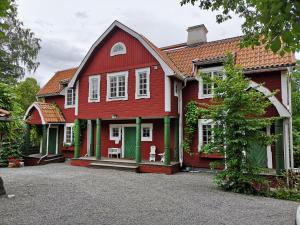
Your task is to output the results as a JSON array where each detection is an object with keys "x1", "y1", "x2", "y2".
[{"x1": 17, "y1": 0, "x2": 299, "y2": 86}]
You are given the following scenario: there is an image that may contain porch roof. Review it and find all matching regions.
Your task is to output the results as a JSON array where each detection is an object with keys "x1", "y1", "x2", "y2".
[{"x1": 24, "y1": 102, "x2": 65, "y2": 124}]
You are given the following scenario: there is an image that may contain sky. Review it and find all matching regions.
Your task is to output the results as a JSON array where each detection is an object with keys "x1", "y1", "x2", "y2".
[{"x1": 16, "y1": 0, "x2": 299, "y2": 86}]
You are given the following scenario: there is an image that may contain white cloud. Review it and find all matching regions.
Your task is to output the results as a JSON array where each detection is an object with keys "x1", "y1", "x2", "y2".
[{"x1": 16, "y1": 0, "x2": 245, "y2": 85}]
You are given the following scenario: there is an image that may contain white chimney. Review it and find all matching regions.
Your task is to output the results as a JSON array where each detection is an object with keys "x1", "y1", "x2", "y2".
[{"x1": 187, "y1": 24, "x2": 208, "y2": 46}]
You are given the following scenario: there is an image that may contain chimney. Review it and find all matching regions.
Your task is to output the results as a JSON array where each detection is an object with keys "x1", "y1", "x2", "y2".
[{"x1": 187, "y1": 24, "x2": 208, "y2": 46}]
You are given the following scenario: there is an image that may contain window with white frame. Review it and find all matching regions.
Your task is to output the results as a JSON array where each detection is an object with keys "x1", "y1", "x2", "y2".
[
  {"x1": 198, "y1": 119, "x2": 213, "y2": 151},
  {"x1": 110, "y1": 42, "x2": 126, "y2": 56},
  {"x1": 135, "y1": 68, "x2": 150, "y2": 99},
  {"x1": 198, "y1": 66, "x2": 224, "y2": 99},
  {"x1": 107, "y1": 72, "x2": 128, "y2": 101},
  {"x1": 109, "y1": 125, "x2": 121, "y2": 141},
  {"x1": 141, "y1": 124, "x2": 153, "y2": 141},
  {"x1": 88, "y1": 75, "x2": 100, "y2": 102},
  {"x1": 64, "y1": 123, "x2": 74, "y2": 145},
  {"x1": 174, "y1": 81, "x2": 180, "y2": 97},
  {"x1": 65, "y1": 88, "x2": 75, "y2": 107}
]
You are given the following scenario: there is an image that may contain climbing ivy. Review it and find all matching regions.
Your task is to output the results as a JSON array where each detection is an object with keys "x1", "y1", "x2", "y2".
[{"x1": 183, "y1": 101, "x2": 201, "y2": 153}]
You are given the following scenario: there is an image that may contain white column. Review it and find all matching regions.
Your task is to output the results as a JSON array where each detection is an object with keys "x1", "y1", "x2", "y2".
[
  {"x1": 87, "y1": 120, "x2": 91, "y2": 156},
  {"x1": 266, "y1": 126, "x2": 273, "y2": 169},
  {"x1": 283, "y1": 118, "x2": 291, "y2": 169}
]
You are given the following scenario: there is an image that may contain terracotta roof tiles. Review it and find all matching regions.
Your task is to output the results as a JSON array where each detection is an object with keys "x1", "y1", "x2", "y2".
[{"x1": 31, "y1": 102, "x2": 65, "y2": 124}]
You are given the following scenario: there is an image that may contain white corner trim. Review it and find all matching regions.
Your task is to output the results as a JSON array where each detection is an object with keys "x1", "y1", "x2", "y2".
[
  {"x1": 135, "y1": 67, "x2": 150, "y2": 99},
  {"x1": 281, "y1": 71, "x2": 289, "y2": 108},
  {"x1": 75, "y1": 81, "x2": 79, "y2": 116},
  {"x1": 68, "y1": 20, "x2": 174, "y2": 88},
  {"x1": 110, "y1": 42, "x2": 127, "y2": 56},
  {"x1": 266, "y1": 125, "x2": 273, "y2": 169},
  {"x1": 249, "y1": 81, "x2": 291, "y2": 118},
  {"x1": 141, "y1": 123, "x2": 153, "y2": 141},
  {"x1": 164, "y1": 76, "x2": 171, "y2": 112},
  {"x1": 106, "y1": 71, "x2": 128, "y2": 101},
  {"x1": 283, "y1": 118, "x2": 291, "y2": 169},
  {"x1": 88, "y1": 75, "x2": 101, "y2": 103},
  {"x1": 24, "y1": 103, "x2": 46, "y2": 124}
]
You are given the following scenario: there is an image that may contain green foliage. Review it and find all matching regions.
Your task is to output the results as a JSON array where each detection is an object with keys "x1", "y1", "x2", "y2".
[
  {"x1": 183, "y1": 101, "x2": 201, "y2": 153},
  {"x1": 197, "y1": 54, "x2": 274, "y2": 193},
  {"x1": 0, "y1": 0, "x2": 40, "y2": 84},
  {"x1": 15, "y1": 77, "x2": 40, "y2": 113},
  {"x1": 0, "y1": 141, "x2": 21, "y2": 166},
  {"x1": 180, "y1": 0, "x2": 300, "y2": 55}
]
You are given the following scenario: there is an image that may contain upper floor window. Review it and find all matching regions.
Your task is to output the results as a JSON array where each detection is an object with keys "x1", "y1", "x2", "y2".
[
  {"x1": 107, "y1": 71, "x2": 128, "y2": 101},
  {"x1": 64, "y1": 123, "x2": 74, "y2": 145},
  {"x1": 198, "y1": 119, "x2": 213, "y2": 151},
  {"x1": 110, "y1": 42, "x2": 126, "y2": 56},
  {"x1": 198, "y1": 66, "x2": 224, "y2": 99},
  {"x1": 65, "y1": 88, "x2": 75, "y2": 108},
  {"x1": 88, "y1": 75, "x2": 100, "y2": 102},
  {"x1": 135, "y1": 67, "x2": 150, "y2": 99}
]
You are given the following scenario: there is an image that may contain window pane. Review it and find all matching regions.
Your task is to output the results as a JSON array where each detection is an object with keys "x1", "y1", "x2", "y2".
[
  {"x1": 110, "y1": 77, "x2": 117, "y2": 98},
  {"x1": 112, "y1": 128, "x2": 119, "y2": 137},
  {"x1": 118, "y1": 76, "x2": 125, "y2": 97},
  {"x1": 67, "y1": 89, "x2": 75, "y2": 106},
  {"x1": 138, "y1": 72, "x2": 148, "y2": 96},
  {"x1": 202, "y1": 124, "x2": 212, "y2": 145},
  {"x1": 142, "y1": 127, "x2": 150, "y2": 137}
]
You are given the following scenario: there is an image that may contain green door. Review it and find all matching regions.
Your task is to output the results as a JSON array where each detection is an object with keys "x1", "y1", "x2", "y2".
[
  {"x1": 248, "y1": 142, "x2": 267, "y2": 168},
  {"x1": 124, "y1": 127, "x2": 136, "y2": 159},
  {"x1": 48, "y1": 127, "x2": 57, "y2": 154}
]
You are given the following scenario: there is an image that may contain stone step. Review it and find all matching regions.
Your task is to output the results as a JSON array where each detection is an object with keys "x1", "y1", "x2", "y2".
[
  {"x1": 89, "y1": 162, "x2": 139, "y2": 172},
  {"x1": 92, "y1": 159, "x2": 137, "y2": 167},
  {"x1": 42, "y1": 156, "x2": 65, "y2": 164}
]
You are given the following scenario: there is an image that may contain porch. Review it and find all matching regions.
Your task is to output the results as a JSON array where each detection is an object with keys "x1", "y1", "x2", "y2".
[{"x1": 70, "y1": 157, "x2": 180, "y2": 175}]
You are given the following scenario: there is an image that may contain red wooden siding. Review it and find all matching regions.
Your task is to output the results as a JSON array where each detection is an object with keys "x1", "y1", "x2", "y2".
[
  {"x1": 45, "y1": 96, "x2": 76, "y2": 123},
  {"x1": 27, "y1": 108, "x2": 42, "y2": 125},
  {"x1": 77, "y1": 27, "x2": 175, "y2": 119}
]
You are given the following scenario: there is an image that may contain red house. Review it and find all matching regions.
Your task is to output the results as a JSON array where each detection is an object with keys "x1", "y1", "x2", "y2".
[{"x1": 24, "y1": 21, "x2": 295, "y2": 174}]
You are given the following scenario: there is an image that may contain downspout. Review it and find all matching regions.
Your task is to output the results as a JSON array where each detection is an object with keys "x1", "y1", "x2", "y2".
[{"x1": 178, "y1": 78, "x2": 188, "y2": 166}]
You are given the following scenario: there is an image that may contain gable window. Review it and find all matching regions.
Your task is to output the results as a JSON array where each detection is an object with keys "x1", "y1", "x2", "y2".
[
  {"x1": 198, "y1": 119, "x2": 213, "y2": 151},
  {"x1": 65, "y1": 88, "x2": 75, "y2": 108},
  {"x1": 88, "y1": 75, "x2": 100, "y2": 102},
  {"x1": 107, "y1": 71, "x2": 128, "y2": 101},
  {"x1": 110, "y1": 42, "x2": 126, "y2": 56},
  {"x1": 135, "y1": 67, "x2": 150, "y2": 99},
  {"x1": 109, "y1": 125, "x2": 121, "y2": 141},
  {"x1": 141, "y1": 124, "x2": 153, "y2": 141},
  {"x1": 198, "y1": 66, "x2": 224, "y2": 99},
  {"x1": 64, "y1": 123, "x2": 74, "y2": 145}
]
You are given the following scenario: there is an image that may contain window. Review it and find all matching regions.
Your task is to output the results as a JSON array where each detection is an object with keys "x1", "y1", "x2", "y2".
[
  {"x1": 198, "y1": 119, "x2": 213, "y2": 151},
  {"x1": 110, "y1": 42, "x2": 126, "y2": 56},
  {"x1": 107, "y1": 72, "x2": 128, "y2": 101},
  {"x1": 64, "y1": 123, "x2": 74, "y2": 145},
  {"x1": 198, "y1": 66, "x2": 224, "y2": 99},
  {"x1": 135, "y1": 68, "x2": 150, "y2": 99},
  {"x1": 109, "y1": 125, "x2": 121, "y2": 141},
  {"x1": 141, "y1": 124, "x2": 153, "y2": 141},
  {"x1": 65, "y1": 88, "x2": 75, "y2": 108},
  {"x1": 174, "y1": 81, "x2": 181, "y2": 97},
  {"x1": 88, "y1": 75, "x2": 100, "y2": 102}
]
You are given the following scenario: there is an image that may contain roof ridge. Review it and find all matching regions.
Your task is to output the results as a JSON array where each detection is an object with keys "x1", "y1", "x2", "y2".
[{"x1": 162, "y1": 35, "x2": 244, "y2": 52}]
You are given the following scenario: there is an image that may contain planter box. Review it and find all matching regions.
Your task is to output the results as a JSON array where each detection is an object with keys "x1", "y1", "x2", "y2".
[{"x1": 199, "y1": 153, "x2": 224, "y2": 159}]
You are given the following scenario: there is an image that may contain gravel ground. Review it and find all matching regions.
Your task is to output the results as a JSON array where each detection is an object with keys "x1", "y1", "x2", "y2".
[{"x1": 0, "y1": 163, "x2": 298, "y2": 225}]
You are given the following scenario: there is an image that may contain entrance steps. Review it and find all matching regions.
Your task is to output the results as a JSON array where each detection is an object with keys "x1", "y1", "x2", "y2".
[{"x1": 89, "y1": 160, "x2": 139, "y2": 172}]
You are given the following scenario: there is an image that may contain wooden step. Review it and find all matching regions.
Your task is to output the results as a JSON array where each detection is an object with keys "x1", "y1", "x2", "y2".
[
  {"x1": 89, "y1": 162, "x2": 139, "y2": 172},
  {"x1": 92, "y1": 159, "x2": 137, "y2": 167}
]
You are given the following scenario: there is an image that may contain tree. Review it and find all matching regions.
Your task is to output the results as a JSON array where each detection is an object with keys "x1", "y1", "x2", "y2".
[
  {"x1": 0, "y1": 0, "x2": 40, "y2": 84},
  {"x1": 15, "y1": 77, "x2": 40, "y2": 113},
  {"x1": 180, "y1": 0, "x2": 300, "y2": 55},
  {"x1": 184, "y1": 55, "x2": 274, "y2": 193}
]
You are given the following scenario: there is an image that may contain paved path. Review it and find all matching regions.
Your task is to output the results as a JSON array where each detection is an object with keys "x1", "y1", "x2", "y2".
[{"x1": 0, "y1": 163, "x2": 298, "y2": 225}]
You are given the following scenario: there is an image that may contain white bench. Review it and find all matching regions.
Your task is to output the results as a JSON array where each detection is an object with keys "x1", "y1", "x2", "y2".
[{"x1": 108, "y1": 148, "x2": 121, "y2": 158}]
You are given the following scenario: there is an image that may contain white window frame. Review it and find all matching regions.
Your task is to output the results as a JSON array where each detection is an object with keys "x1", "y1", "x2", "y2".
[
  {"x1": 109, "y1": 124, "x2": 121, "y2": 141},
  {"x1": 64, "y1": 88, "x2": 75, "y2": 108},
  {"x1": 64, "y1": 123, "x2": 74, "y2": 145},
  {"x1": 110, "y1": 42, "x2": 127, "y2": 56},
  {"x1": 135, "y1": 67, "x2": 150, "y2": 99},
  {"x1": 198, "y1": 66, "x2": 224, "y2": 99},
  {"x1": 88, "y1": 75, "x2": 100, "y2": 103},
  {"x1": 106, "y1": 71, "x2": 128, "y2": 101},
  {"x1": 174, "y1": 81, "x2": 180, "y2": 97},
  {"x1": 198, "y1": 119, "x2": 213, "y2": 151},
  {"x1": 141, "y1": 123, "x2": 153, "y2": 141}
]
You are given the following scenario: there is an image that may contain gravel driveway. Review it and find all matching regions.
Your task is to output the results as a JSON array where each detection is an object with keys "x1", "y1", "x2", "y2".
[{"x1": 0, "y1": 163, "x2": 298, "y2": 225}]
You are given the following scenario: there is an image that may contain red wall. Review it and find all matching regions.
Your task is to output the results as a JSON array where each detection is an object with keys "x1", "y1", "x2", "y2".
[
  {"x1": 27, "y1": 108, "x2": 42, "y2": 125},
  {"x1": 77, "y1": 27, "x2": 174, "y2": 119},
  {"x1": 45, "y1": 96, "x2": 76, "y2": 123},
  {"x1": 182, "y1": 71, "x2": 283, "y2": 168}
]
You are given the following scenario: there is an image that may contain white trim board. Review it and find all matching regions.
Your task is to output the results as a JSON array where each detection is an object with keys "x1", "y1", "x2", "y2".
[{"x1": 68, "y1": 20, "x2": 176, "y2": 88}]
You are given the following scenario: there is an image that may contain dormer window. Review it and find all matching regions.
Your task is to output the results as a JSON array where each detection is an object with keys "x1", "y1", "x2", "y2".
[{"x1": 110, "y1": 42, "x2": 126, "y2": 56}]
